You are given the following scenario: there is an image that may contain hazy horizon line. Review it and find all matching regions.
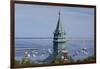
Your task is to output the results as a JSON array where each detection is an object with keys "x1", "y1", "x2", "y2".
[{"x1": 15, "y1": 37, "x2": 94, "y2": 39}]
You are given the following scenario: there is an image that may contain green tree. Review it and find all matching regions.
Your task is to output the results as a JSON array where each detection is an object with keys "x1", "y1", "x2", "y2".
[{"x1": 15, "y1": 59, "x2": 20, "y2": 65}]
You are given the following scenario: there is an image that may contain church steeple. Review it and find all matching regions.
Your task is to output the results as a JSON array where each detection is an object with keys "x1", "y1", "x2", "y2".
[
  {"x1": 55, "y1": 12, "x2": 65, "y2": 35},
  {"x1": 53, "y1": 12, "x2": 66, "y2": 57},
  {"x1": 55, "y1": 12, "x2": 63, "y2": 33}
]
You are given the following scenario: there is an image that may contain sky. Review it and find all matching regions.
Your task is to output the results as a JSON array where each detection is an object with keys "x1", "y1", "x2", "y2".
[{"x1": 15, "y1": 4, "x2": 94, "y2": 39}]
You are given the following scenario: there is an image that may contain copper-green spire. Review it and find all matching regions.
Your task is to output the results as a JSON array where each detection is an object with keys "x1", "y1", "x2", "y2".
[
  {"x1": 53, "y1": 11, "x2": 66, "y2": 57},
  {"x1": 55, "y1": 12, "x2": 65, "y2": 34}
]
